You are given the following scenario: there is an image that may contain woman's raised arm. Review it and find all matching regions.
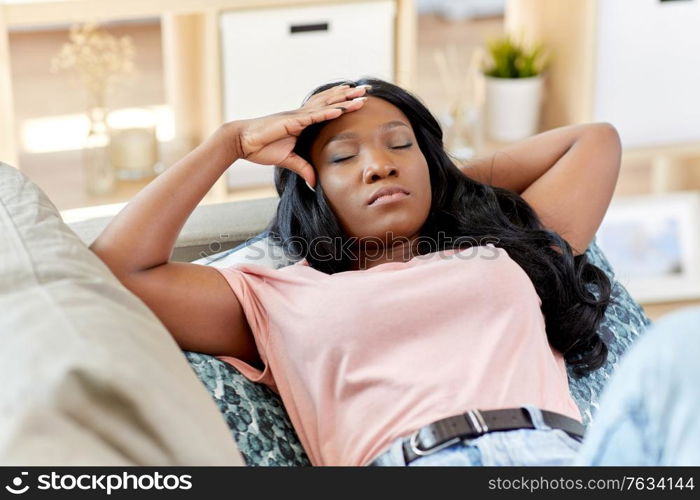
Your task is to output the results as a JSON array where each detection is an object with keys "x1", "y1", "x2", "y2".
[
  {"x1": 461, "y1": 123, "x2": 622, "y2": 255},
  {"x1": 88, "y1": 84, "x2": 368, "y2": 361},
  {"x1": 90, "y1": 83, "x2": 368, "y2": 277}
]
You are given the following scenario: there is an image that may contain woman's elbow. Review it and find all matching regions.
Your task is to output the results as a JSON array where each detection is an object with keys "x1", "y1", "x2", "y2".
[
  {"x1": 586, "y1": 122, "x2": 623, "y2": 179},
  {"x1": 89, "y1": 240, "x2": 129, "y2": 280},
  {"x1": 594, "y1": 122, "x2": 622, "y2": 160}
]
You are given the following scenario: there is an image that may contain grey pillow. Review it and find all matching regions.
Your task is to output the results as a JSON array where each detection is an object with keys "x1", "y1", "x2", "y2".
[
  {"x1": 186, "y1": 233, "x2": 652, "y2": 466},
  {"x1": 0, "y1": 163, "x2": 244, "y2": 466}
]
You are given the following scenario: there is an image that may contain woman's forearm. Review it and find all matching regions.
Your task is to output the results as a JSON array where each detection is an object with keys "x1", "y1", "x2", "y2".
[
  {"x1": 89, "y1": 122, "x2": 242, "y2": 276},
  {"x1": 460, "y1": 123, "x2": 597, "y2": 194}
]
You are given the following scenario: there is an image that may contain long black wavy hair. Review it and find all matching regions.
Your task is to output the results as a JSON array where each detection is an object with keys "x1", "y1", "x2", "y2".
[{"x1": 267, "y1": 77, "x2": 612, "y2": 377}]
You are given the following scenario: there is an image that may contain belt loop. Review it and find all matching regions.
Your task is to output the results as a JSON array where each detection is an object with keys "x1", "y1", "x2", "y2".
[
  {"x1": 466, "y1": 409, "x2": 489, "y2": 434},
  {"x1": 522, "y1": 404, "x2": 551, "y2": 431},
  {"x1": 390, "y1": 436, "x2": 410, "y2": 466}
]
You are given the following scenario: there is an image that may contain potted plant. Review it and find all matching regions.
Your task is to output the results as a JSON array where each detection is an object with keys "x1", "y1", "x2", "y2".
[{"x1": 481, "y1": 35, "x2": 549, "y2": 142}]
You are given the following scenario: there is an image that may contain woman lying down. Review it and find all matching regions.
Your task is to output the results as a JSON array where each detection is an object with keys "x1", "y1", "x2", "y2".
[{"x1": 90, "y1": 78, "x2": 700, "y2": 466}]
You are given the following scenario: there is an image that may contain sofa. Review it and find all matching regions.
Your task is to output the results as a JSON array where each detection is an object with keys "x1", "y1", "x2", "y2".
[{"x1": 0, "y1": 163, "x2": 652, "y2": 466}]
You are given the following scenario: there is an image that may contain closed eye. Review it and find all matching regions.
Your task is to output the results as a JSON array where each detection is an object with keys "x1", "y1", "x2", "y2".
[
  {"x1": 330, "y1": 143, "x2": 413, "y2": 164},
  {"x1": 331, "y1": 155, "x2": 355, "y2": 164}
]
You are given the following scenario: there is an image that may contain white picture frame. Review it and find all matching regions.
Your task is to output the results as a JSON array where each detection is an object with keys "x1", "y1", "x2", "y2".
[{"x1": 596, "y1": 191, "x2": 700, "y2": 304}]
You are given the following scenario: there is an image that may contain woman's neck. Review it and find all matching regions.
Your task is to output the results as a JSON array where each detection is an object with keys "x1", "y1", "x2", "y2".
[{"x1": 352, "y1": 234, "x2": 422, "y2": 270}]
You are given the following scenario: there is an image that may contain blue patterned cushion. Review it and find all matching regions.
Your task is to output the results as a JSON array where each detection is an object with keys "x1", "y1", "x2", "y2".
[
  {"x1": 567, "y1": 240, "x2": 652, "y2": 426},
  {"x1": 183, "y1": 352, "x2": 310, "y2": 466},
  {"x1": 184, "y1": 236, "x2": 651, "y2": 465}
]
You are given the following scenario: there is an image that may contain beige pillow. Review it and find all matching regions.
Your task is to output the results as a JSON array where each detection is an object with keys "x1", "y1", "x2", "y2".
[{"x1": 0, "y1": 163, "x2": 244, "y2": 466}]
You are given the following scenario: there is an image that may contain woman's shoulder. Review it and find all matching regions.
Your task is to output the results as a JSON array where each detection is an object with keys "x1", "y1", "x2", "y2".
[{"x1": 219, "y1": 257, "x2": 316, "y2": 280}]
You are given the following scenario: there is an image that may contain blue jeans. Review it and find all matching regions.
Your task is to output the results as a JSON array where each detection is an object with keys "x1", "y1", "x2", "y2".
[{"x1": 369, "y1": 307, "x2": 700, "y2": 466}]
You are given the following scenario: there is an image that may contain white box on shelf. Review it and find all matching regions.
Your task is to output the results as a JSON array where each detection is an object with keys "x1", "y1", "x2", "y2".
[{"x1": 219, "y1": 0, "x2": 396, "y2": 189}]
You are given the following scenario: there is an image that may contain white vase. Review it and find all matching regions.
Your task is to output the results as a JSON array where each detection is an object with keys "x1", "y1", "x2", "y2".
[{"x1": 483, "y1": 74, "x2": 544, "y2": 142}]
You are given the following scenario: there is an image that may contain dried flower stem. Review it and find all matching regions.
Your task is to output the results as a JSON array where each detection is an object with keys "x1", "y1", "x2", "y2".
[{"x1": 51, "y1": 22, "x2": 136, "y2": 112}]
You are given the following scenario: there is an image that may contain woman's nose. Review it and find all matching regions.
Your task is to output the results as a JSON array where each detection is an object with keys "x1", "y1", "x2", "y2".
[{"x1": 363, "y1": 154, "x2": 398, "y2": 183}]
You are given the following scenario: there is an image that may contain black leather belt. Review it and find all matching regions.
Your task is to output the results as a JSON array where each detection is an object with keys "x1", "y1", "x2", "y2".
[{"x1": 373, "y1": 408, "x2": 586, "y2": 466}]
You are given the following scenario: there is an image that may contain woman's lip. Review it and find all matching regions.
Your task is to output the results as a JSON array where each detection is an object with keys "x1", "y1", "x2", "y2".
[{"x1": 368, "y1": 192, "x2": 410, "y2": 207}]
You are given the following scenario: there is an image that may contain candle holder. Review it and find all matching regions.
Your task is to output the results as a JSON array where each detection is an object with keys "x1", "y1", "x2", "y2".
[{"x1": 108, "y1": 108, "x2": 161, "y2": 180}]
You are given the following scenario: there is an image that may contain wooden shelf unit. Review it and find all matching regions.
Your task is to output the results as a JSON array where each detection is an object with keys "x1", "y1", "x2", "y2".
[{"x1": 0, "y1": 0, "x2": 417, "y2": 201}]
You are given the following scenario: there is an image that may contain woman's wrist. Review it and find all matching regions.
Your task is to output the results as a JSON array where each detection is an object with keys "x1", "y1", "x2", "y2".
[{"x1": 216, "y1": 121, "x2": 245, "y2": 163}]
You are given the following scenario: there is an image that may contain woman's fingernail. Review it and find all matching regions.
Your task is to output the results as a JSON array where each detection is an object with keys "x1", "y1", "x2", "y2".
[
  {"x1": 359, "y1": 84, "x2": 372, "y2": 90},
  {"x1": 352, "y1": 96, "x2": 367, "y2": 102},
  {"x1": 305, "y1": 180, "x2": 316, "y2": 192}
]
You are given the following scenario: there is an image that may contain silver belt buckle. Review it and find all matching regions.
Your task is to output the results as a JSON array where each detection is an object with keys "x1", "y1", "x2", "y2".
[
  {"x1": 409, "y1": 429, "x2": 461, "y2": 458},
  {"x1": 409, "y1": 409, "x2": 490, "y2": 459}
]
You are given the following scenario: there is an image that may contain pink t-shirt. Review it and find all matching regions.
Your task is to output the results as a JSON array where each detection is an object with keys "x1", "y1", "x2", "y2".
[{"x1": 214, "y1": 244, "x2": 582, "y2": 466}]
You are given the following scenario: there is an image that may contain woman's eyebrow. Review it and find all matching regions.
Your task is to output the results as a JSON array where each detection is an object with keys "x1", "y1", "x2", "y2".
[{"x1": 321, "y1": 120, "x2": 410, "y2": 150}]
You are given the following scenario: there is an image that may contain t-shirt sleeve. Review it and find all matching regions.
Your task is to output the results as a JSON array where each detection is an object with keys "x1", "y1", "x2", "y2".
[{"x1": 213, "y1": 265, "x2": 278, "y2": 394}]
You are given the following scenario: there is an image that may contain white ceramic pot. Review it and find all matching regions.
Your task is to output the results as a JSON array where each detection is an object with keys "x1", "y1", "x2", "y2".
[{"x1": 483, "y1": 74, "x2": 544, "y2": 142}]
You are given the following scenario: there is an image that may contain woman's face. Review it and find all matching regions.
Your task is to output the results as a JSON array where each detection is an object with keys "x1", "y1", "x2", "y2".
[{"x1": 310, "y1": 96, "x2": 432, "y2": 243}]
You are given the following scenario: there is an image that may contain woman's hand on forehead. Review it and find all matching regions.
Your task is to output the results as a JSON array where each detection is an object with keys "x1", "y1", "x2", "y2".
[
  {"x1": 228, "y1": 83, "x2": 370, "y2": 188},
  {"x1": 304, "y1": 83, "x2": 372, "y2": 111}
]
